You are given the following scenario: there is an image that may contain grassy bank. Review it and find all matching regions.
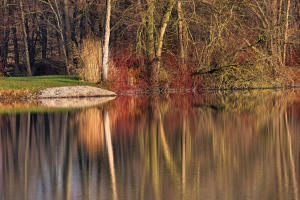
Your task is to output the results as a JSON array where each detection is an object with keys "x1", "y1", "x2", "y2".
[
  {"x1": 0, "y1": 75, "x2": 96, "y2": 91},
  {"x1": 0, "y1": 75, "x2": 97, "y2": 102}
]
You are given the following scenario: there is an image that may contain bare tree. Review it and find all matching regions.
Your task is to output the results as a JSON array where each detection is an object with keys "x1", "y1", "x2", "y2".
[
  {"x1": 39, "y1": 0, "x2": 70, "y2": 74},
  {"x1": 145, "y1": 0, "x2": 176, "y2": 88},
  {"x1": 177, "y1": 0, "x2": 185, "y2": 66},
  {"x1": 1, "y1": 1, "x2": 10, "y2": 67},
  {"x1": 283, "y1": 0, "x2": 291, "y2": 65},
  {"x1": 63, "y1": 0, "x2": 72, "y2": 58},
  {"x1": 102, "y1": 0, "x2": 112, "y2": 81},
  {"x1": 11, "y1": 1, "x2": 19, "y2": 65},
  {"x1": 19, "y1": 0, "x2": 32, "y2": 75}
]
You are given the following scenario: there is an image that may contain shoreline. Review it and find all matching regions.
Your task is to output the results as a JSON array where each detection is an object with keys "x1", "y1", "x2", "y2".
[
  {"x1": 0, "y1": 87, "x2": 116, "y2": 103},
  {"x1": 1, "y1": 85, "x2": 300, "y2": 104}
]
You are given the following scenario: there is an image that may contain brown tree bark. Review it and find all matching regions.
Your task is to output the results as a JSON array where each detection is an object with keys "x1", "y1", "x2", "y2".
[
  {"x1": 12, "y1": 27, "x2": 19, "y2": 65},
  {"x1": 178, "y1": 0, "x2": 185, "y2": 66},
  {"x1": 147, "y1": 0, "x2": 176, "y2": 89},
  {"x1": 56, "y1": 31, "x2": 61, "y2": 56},
  {"x1": 146, "y1": 0, "x2": 155, "y2": 61},
  {"x1": 270, "y1": 0, "x2": 278, "y2": 59},
  {"x1": 79, "y1": 15, "x2": 87, "y2": 44},
  {"x1": 1, "y1": 2, "x2": 10, "y2": 67},
  {"x1": 40, "y1": 16, "x2": 48, "y2": 59},
  {"x1": 10, "y1": 1, "x2": 19, "y2": 65},
  {"x1": 52, "y1": 0, "x2": 70, "y2": 74},
  {"x1": 26, "y1": 13, "x2": 38, "y2": 66},
  {"x1": 71, "y1": 6, "x2": 78, "y2": 46},
  {"x1": 63, "y1": 0, "x2": 71, "y2": 58},
  {"x1": 283, "y1": 0, "x2": 291, "y2": 65},
  {"x1": 19, "y1": 0, "x2": 32, "y2": 76}
]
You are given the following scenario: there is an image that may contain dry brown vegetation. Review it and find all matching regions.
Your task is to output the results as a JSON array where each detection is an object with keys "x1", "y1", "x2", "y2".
[{"x1": 77, "y1": 37, "x2": 102, "y2": 83}]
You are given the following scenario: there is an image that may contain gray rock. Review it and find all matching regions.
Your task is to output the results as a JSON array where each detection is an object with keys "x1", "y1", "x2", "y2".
[{"x1": 39, "y1": 86, "x2": 116, "y2": 98}]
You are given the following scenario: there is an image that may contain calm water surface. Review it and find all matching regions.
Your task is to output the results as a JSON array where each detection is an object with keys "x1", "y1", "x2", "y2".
[{"x1": 0, "y1": 90, "x2": 300, "y2": 200}]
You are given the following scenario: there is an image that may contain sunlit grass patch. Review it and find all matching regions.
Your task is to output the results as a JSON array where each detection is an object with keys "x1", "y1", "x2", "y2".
[{"x1": 0, "y1": 75, "x2": 96, "y2": 91}]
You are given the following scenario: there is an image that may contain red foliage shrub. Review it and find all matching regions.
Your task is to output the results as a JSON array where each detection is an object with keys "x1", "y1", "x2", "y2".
[
  {"x1": 235, "y1": 48, "x2": 255, "y2": 63},
  {"x1": 287, "y1": 48, "x2": 300, "y2": 67},
  {"x1": 109, "y1": 47, "x2": 148, "y2": 92},
  {"x1": 162, "y1": 53, "x2": 202, "y2": 90},
  {"x1": 108, "y1": 46, "x2": 204, "y2": 92}
]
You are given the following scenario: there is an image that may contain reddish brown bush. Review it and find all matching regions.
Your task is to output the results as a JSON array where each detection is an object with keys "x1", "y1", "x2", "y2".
[{"x1": 287, "y1": 48, "x2": 300, "y2": 67}]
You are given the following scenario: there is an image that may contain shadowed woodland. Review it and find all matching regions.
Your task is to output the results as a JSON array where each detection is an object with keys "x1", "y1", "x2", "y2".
[
  {"x1": 0, "y1": 0, "x2": 299, "y2": 90},
  {"x1": 0, "y1": 92, "x2": 300, "y2": 200}
]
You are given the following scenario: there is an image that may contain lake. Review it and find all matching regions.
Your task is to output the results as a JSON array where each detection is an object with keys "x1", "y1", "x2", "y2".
[{"x1": 0, "y1": 90, "x2": 299, "y2": 200}]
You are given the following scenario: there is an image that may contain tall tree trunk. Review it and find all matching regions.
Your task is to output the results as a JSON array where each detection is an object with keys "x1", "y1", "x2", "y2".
[
  {"x1": 71, "y1": 7, "x2": 78, "y2": 46},
  {"x1": 2, "y1": 2, "x2": 10, "y2": 67},
  {"x1": 0, "y1": 3, "x2": 4, "y2": 66},
  {"x1": 56, "y1": 31, "x2": 61, "y2": 56},
  {"x1": 146, "y1": 0, "x2": 155, "y2": 61},
  {"x1": 270, "y1": 0, "x2": 278, "y2": 60},
  {"x1": 27, "y1": 13, "x2": 37, "y2": 67},
  {"x1": 155, "y1": 0, "x2": 176, "y2": 63},
  {"x1": 149, "y1": 0, "x2": 176, "y2": 88},
  {"x1": 19, "y1": 0, "x2": 32, "y2": 76},
  {"x1": 41, "y1": 25, "x2": 47, "y2": 59},
  {"x1": 39, "y1": 16, "x2": 48, "y2": 60},
  {"x1": 146, "y1": 0, "x2": 155, "y2": 84},
  {"x1": 12, "y1": 26, "x2": 19, "y2": 65},
  {"x1": 283, "y1": 0, "x2": 291, "y2": 65},
  {"x1": 2, "y1": 24, "x2": 10, "y2": 67},
  {"x1": 52, "y1": 0, "x2": 70, "y2": 74},
  {"x1": 102, "y1": 0, "x2": 111, "y2": 82},
  {"x1": 177, "y1": 0, "x2": 185, "y2": 66},
  {"x1": 63, "y1": 0, "x2": 71, "y2": 58},
  {"x1": 10, "y1": 1, "x2": 19, "y2": 65},
  {"x1": 277, "y1": 0, "x2": 284, "y2": 64},
  {"x1": 79, "y1": 15, "x2": 86, "y2": 44},
  {"x1": 61, "y1": 34, "x2": 70, "y2": 74}
]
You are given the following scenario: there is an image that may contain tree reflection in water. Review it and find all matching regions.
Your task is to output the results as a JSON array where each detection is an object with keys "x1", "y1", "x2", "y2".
[{"x1": 0, "y1": 91, "x2": 300, "y2": 200}]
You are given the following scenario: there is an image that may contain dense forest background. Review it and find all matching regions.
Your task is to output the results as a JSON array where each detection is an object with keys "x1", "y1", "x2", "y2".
[{"x1": 0, "y1": 0, "x2": 299, "y2": 90}]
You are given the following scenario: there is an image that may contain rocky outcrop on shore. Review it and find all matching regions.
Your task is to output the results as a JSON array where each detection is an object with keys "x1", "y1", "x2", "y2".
[{"x1": 39, "y1": 86, "x2": 116, "y2": 98}]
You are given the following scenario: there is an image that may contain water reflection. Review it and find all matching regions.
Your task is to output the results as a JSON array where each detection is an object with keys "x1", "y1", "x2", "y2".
[{"x1": 0, "y1": 91, "x2": 300, "y2": 200}]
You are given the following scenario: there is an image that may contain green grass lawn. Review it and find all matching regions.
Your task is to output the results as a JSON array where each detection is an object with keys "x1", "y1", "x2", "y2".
[{"x1": 0, "y1": 75, "x2": 96, "y2": 91}]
